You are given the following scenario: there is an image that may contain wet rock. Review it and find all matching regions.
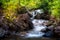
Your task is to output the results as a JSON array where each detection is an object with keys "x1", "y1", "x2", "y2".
[
  {"x1": 34, "y1": 13, "x2": 41, "y2": 19},
  {"x1": 41, "y1": 28, "x2": 47, "y2": 32},
  {"x1": 0, "y1": 28, "x2": 5, "y2": 37},
  {"x1": 15, "y1": 13, "x2": 33, "y2": 32},
  {"x1": 54, "y1": 26, "x2": 60, "y2": 33},
  {"x1": 47, "y1": 25, "x2": 54, "y2": 31},
  {"x1": 43, "y1": 21, "x2": 54, "y2": 26},
  {"x1": 41, "y1": 25, "x2": 54, "y2": 33},
  {"x1": 20, "y1": 32, "x2": 27, "y2": 36},
  {"x1": 54, "y1": 26, "x2": 60, "y2": 37},
  {"x1": 0, "y1": 28, "x2": 8, "y2": 38},
  {"x1": 43, "y1": 31, "x2": 54, "y2": 37},
  {"x1": 34, "y1": 11, "x2": 50, "y2": 20}
]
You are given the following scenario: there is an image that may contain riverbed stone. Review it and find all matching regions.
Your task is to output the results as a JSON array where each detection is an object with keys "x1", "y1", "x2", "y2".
[
  {"x1": 54, "y1": 26, "x2": 60, "y2": 37},
  {"x1": 34, "y1": 12, "x2": 50, "y2": 20},
  {"x1": 15, "y1": 13, "x2": 33, "y2": 32}
]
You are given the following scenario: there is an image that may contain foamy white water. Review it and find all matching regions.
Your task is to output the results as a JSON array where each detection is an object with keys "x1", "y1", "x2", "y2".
[
  {"x1": 24, "y1": 19, "x2": 47, "y2": 38},
  {"x1": 31, "y1": 9, "x2": 44, "y2": 19},
  {"x1": 23, "y1": 9, "x2": 48, "y2": 38}
]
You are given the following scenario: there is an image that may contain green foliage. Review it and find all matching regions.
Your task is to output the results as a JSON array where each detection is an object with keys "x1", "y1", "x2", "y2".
[
  {"x1": 20, "y1": 0, "x2": 42, "y2": 9},
  {"x1": 1, "y1": 0, "x2": 18, "y2": 21},
  {"x1": 41, "y1": 0, "x2": 60, "y2": 20},
  {"x1": 50, "y1": 0, "x2": 60, "y2": 20}
]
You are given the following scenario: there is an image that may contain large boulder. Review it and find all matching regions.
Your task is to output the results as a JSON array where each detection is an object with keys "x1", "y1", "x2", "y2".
[
  {"x1": 34, "y1": 11, "x2": 50, "y2": 20},
  {"x1": 15, "y1": 13, "x2": 33, "y2": 32},
  {"x1": 54, "y1": 26, "x2": 60, "y2": 37},
  {"x1": 0, "y1": 13, "x2": 33, "y2": 38}
]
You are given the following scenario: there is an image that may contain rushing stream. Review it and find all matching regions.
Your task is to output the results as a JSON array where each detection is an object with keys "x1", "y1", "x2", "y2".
[
  {"x1": 24, "y1": 19, "x2": 48, "y2": 38},
  {"x1": 20, "y1": 9, "x2": 48, "y2": 38}
]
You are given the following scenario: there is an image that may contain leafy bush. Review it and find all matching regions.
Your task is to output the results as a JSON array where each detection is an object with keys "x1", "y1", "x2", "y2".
[{"x1": 50, "y1": 0, "x2": 60, "y2": 20}]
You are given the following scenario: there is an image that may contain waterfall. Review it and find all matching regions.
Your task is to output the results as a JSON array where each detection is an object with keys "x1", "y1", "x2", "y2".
[{"x1": 31, "y1": 9, "x2": 44, "y2": 19}]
